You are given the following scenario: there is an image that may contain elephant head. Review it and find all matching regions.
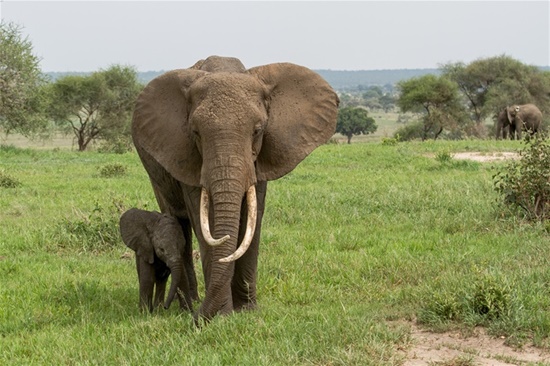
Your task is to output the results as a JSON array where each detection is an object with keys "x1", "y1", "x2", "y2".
[
  {"x1": 132, "y1": 56, "x2": 339, "y2": 321},
  {"x1": 506, "y1": 104, "x2": 543, "y2": 140},
  {"x1": 119, "y1": 208, "x2": 191, "y2": 311},
  {"x1": 495, "y1": 108, "x2": 512, "y2": 140}
]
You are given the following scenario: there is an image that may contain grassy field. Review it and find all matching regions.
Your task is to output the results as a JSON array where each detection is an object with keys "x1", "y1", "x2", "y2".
[{"x1": 1, "y1": 138, "x2": 549, "y2": 365}]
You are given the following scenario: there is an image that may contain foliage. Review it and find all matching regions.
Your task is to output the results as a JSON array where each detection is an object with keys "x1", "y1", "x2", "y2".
[
  {"x1": 442, "y1": 55, "x2": 550, "y2": 125},
  {"x1": 55, "y1": 199, "x2": 126, "y2": 253},
  {"x1": 47, "y1": 65, "x2": 142, "y2": 151},
  {"x1": 97, "y1": 136, "x2": 134, "y2": 154},
  {"x1": 336, "y1": 106, "x2": 377, "y2": 143},
  {"x1": 99, "y1": 163, "x2": 127, "y2": 178},
  {"x1": 393, "y1": 120, "x2": 424, "y2": 141},
  {"x1": 435, "y1": 150, "x2": 452, "y2": 164},
  {"x1": 0, "y1": 169, "x2": 21, "y2": 188},
  {"x1": 337, "y1": 84, "x2": 397, "y2": 111},
  {"x1": 0, "y1": 22, "x2": 49, "y2": 136},
  {"x1": 397, "y1": 74, "x2": 467, "y2": 140},
  {"x1": 494, "y1": 134, "x2": 550, "y2": 220},
  {"x1": 381, "y1": 136, "x2": 399, "y2": 146}
]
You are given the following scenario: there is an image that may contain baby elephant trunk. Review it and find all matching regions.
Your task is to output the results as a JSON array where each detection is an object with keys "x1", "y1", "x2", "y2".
[{"x1": 164, "y1": 264, "x2": 191, "y2": 311}]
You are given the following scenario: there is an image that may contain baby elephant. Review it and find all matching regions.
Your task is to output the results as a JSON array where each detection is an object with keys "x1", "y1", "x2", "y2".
[{"x1": 119, "y1": 208, "x2": 193, "y2": 313}]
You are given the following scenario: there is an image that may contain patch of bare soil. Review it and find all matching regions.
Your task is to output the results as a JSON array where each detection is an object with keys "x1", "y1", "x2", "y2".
[
  {"x1": 403, "y1": 323, "x2": 550, "y2": 365},
  {"x1": 451, "y1": 152, "x2": 519, "y2": 162}
]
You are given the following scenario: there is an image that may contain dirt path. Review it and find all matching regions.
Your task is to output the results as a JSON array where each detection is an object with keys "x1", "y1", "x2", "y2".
[
  {"x1": 451, "y1": 152, "x2": 519, "y2": 163},
  {"x1": 403, "y1": 324, "x2": 550, "y2": 365}
]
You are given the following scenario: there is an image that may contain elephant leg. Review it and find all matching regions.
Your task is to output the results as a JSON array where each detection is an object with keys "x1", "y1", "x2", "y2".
[
  {"x1": 178, "y1": 217, "x2": 199, "y2": 301},
  {"x1": 137, "y1": 258, "x2": 155, "y2": 312},
  {"x1": 154, "y1": 277, "x2": 168, "y2": 310},
  {"x1": 232, "y1": 181, "x2": 267, "y2": 312}
]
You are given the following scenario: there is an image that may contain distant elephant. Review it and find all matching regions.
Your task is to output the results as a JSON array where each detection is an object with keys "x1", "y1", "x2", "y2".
[
  {"x1": 506, "y1": 104, "x2": 543, "y2": 140},
  {"x1": 120, "y1": 208, "x2": 193, "y2": 313},
  {"x1": 495, "y1": 109, "x2": 511, "y2": 140},
  {"x1": 132, "y1": 55, "x2": 339, "y2": 322}
]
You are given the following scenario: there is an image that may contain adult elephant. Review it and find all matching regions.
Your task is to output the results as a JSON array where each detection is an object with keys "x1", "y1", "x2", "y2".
[
  {"x1": 495, "y1": 109, "x2": 511, "y2": 140},
  {"x1": 131, "y1": 56, "x2": 339, "y2": 323},
  {"x1": 506, "y1": 104, "x2": 543, "y2": 140}
]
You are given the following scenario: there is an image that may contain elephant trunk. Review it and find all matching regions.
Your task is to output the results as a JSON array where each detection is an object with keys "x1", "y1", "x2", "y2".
[
  {"x1": 200, "y1": 186, "x2": 257, "y2": 263},
  {"x1": 195, "y1": 145, "x2": 257, "y2": 321},
  {"x1": 164, "y1": 263, "x2": 189, "y2": 310},
  {"x1": 197, "y1": 189, "x2": 243, "y2": 320}
]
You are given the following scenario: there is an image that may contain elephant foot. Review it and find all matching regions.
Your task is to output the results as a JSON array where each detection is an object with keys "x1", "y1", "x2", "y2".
[{"x1": 233, "y1": 301, "x2": 257, "y2": 313}]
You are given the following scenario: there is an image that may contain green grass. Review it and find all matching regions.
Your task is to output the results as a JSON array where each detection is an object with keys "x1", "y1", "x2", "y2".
[{"x1": 1, "y1": 139, "x2": 549, "y2": 364}]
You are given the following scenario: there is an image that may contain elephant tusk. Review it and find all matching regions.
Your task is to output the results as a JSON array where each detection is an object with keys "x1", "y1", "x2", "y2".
[
  {"x1": 219, "y1": 185, "x2": 257, "y2": 263},
  {"x1": 200, "y1": 187, "x2": 230, "y2": 246}
]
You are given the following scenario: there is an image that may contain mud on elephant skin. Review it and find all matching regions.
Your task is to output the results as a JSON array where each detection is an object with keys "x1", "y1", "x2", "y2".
[
  {"x1": 131, "y1": 55, "x2": 339, "y2": 323},
  {"x1": 119, "y1": 208, "x2": 194, "y2": 313}
]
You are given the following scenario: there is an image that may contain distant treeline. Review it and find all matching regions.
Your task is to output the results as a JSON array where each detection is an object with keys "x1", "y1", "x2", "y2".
[
  {"x1": 47, "y1": 66, "x2": 549, "y2": 91},
  {"x1": 46, "y1": 69, "x2": 441, "y2": 90}
]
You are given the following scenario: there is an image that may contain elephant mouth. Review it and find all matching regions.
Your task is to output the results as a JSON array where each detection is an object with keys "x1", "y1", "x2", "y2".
[{"x1": 199, "y1": 185, "x2": 257, "y2": 263}]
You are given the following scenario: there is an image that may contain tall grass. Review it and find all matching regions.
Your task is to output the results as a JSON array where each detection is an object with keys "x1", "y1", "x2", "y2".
[{"x1": 1, "y1": 139, "x2": 548, "y2": 364}]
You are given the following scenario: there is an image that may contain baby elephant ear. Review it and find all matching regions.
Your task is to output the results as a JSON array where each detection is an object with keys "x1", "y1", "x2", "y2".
[
  {"x1": 119, "y1": 209, "x2": 156, "y2": 264},
  {"x1": 249, "y1": 63, "x2": 339, "y2": 181}
]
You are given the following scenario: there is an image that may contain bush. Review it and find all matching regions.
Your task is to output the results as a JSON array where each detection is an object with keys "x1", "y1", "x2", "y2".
[
  {"x1": 392, "y1": 120, "x2": 424, "y2": 141},
  {"x1": 99, "y1": 163, "x2": 127, "y2": 178},
  {"x1": 0, "y1": 169, "x2": 22, "y2": 188},
  {"x1": 471, "y1": 276, "x2": 511, "y2": 321},
  {"x1": 494, "y1": 134, "x2": 550, "y2": 220},
  {"x1": 97, "y1": 136, "x2": 133, "y2": 154},
  {"x1": 381, "y1": 136, "x2": 399, "y2": 146},
  {"x1": 55, "y1": 199, "x2": 126, "y2": 252}
]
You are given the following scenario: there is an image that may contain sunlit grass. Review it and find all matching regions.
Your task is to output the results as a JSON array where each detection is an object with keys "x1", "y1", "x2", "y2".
[{"x1": 1, "y1": 138, "x2": 548, "y2": 364}]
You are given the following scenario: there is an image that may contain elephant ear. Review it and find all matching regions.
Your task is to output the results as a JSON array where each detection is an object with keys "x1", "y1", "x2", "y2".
[
  {"x1": 249, "y1": 63, "x2": 339, "y2": 181},
  {"x1": 119, "y1": 209, "x2": 157, "y2": 264},
  {"x1": 132, "y1": 69, "x2": 206, "y2": 186}
]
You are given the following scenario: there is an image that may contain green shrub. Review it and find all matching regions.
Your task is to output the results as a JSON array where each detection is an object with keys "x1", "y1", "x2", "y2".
[
  {"x1": 0, "y1": 169, "x2": 22, "y2": 188},
  {"x1": 470, "y1": 276, "x2": 511, "y2": 321},
  {"x1": 55, "y1": 200, "x2": 126, "y2": 252},
  {"x1": 97, "y1": 136, "x2": 133, "y2": 154},
  {"x1": 99, "y1": 163, "x2": 127, "y2": 178},
  {"x1": 392, "y1": 120, "x2": 424, "y2": 141},
  {"x1": 435, "y1": 150, "x2": 452, "y2": 164},
  {"x1": 381, "y1": 136, "x2": 399, "y2": 146},
  {"x1": 494, "y1": 134, "x2": 550, "y2": 220},
  {"x1": 418, "y1": 291, "x2": 463, "y2": 325}
]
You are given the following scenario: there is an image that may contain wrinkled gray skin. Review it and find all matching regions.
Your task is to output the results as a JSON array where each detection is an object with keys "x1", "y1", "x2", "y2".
[
  {"x1": 506, "y1": 104, "x2": 543, "y2": 140},
  {"x1": 120, "y1": 208, "x2": 193, "y2": 313},
  {"x1": 131, "y1": 56, "x2": 339, "y2": 323},
  {"x1": 495, "y1": 109, "x2": 511, "y2": 140}
]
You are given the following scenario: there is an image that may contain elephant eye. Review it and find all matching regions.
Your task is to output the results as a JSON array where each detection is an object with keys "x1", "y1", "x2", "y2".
[{"x1": 253, "y1": 126, "x2": 263, "y2": 137}]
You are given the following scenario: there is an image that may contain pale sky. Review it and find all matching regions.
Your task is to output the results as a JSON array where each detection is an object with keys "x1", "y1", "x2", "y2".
[{"x1": 1, "y1": 1, "x2": 549, "y2": 72}]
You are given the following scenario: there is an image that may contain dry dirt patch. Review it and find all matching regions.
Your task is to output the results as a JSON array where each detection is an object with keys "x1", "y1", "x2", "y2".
[
  {"x1": 403, "y1": 323, "x2": 550, "y2": 365},
  {"x1": 451, "y1": 152, "x2": 519, "y2": 162}
]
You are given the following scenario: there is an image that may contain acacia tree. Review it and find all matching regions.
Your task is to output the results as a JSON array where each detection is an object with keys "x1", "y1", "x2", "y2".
[
  {"x1": 441, "y1": 55, "x2": 550, "y2": 125},
  {"x1": 336, "y1": 106, "x2": 377, "y2": 143},
  {"x1": 397, "y1": 75, "x2": 465, "y2": 140},
  {"x1": 0, "y1": 22, "x2": 48, "y2": 136},
  {"x1": 48, "y1": 65, "x2": 142, "y2": 151}
]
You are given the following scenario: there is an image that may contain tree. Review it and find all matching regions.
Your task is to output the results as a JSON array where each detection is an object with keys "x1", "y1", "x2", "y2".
[
  {"x1": 0, "y1": 22, "x2": 48, "y2": 136},
  {"x1": 397, "y1": 74, "x2": 465, "y2": 140},
  {"x1": 441, "y1": 55, "x2": 550, "y2": 126},
  {"x1": 48, "y1": 65, "x2": 142, "y2": 151},
  {"x1": 336, "y1": 106, "x2": 377, "y2": 143}
]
